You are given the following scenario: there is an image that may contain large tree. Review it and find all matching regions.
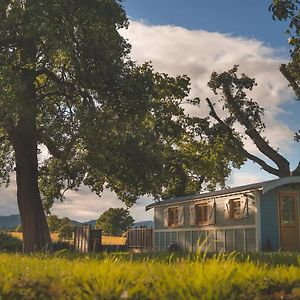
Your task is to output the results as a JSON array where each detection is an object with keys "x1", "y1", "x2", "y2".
[
  {"x1": 0, "y1": 0, "x2": 242, "y2": 252},
  {"x1": 96, "y1": 208, "x2": 134, "y2": 236}
]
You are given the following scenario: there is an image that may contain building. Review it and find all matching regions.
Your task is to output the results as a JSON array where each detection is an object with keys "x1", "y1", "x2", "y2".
[{"x1": 145, "y1": 177, "x2": 300, "y2": 252}]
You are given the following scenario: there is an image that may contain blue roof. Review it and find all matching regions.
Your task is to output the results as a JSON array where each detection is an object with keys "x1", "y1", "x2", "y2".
[{"x1": 146, "y1": 176, "x2": 300, "y2": 211}]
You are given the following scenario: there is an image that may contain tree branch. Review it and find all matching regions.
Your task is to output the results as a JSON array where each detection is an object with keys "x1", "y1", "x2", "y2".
[
  {"x1": 222, "y1": 85, "x2": 291, "y2": 177},
  {"x1": 39, "y1": 131, "x2": 80, "y2": 160},
  {"x1": 205, "y1": 97, "x2": 286, "y2": 178},
  {"x1": 240, "y1": 147, "x2": 284, "y2": 178},
  {"x1": 280, "y1": 63, "x2": 300, "y2": 100}
]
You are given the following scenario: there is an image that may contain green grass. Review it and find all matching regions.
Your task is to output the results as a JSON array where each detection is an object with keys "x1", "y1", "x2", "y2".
[{"x1": 1, "y1": 252, "x2": 300, "y2": 299}]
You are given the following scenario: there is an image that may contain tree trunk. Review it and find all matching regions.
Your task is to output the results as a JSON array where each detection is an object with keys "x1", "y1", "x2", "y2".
[{"x1": 11, "y1": 129, "x2": 52, "y2": 253}]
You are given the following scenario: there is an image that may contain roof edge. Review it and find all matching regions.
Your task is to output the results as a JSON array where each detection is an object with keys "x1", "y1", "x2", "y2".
[
  {"x1": 262, "y1": 176, "x2": 300, "y2": 194},
  {"x1": 146, "y1": 176, "x2": 300, "y2": 211},
  {"x1": 145, "y1": 187, "x2": 262, "y2": 211}
]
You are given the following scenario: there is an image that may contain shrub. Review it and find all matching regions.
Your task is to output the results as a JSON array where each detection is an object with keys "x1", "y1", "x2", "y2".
[
  {"x1": 0, "y1": 232, "x2": 22, "y2": 252},
  {"x1": 52, "y1": 241, "x2": 73, "y2": 252},
  {"x1": 58, "y1": 224, "x2": 74, "y2": 241}
]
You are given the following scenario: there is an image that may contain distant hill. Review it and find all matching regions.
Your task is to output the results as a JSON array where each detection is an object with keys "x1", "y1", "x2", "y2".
[
  {"x1": 0, "y1": 215, "x2": 83, "y2": 229},
  {"x1": 0, "y1": 215, "x2": 153, "y2": 230},
  {"x1": 0, "y1": 215, "x2": 21, "y2": 229},
  {"x1": 133, "y1": 220, "x2": 153, "y2": 228},
  {"x1": 81, "y1": 220, "x2": 154, "y2": 229},
  {"x1": 83, "y1": 220, "x2": 97, "y2": 228}
]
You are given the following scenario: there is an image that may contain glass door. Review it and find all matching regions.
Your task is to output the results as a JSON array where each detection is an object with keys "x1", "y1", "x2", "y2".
[{"x1": 279, "y1": 193, "x2": 299, "y2": 251}]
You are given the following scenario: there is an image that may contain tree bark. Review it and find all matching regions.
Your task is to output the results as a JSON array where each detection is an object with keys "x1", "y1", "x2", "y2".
[
  {"x1": 8, "y1": 58, "x2": 52, "y2": 252},
  {"x1": 11, "y1": 128, "x2": 52, "y2": 252}
]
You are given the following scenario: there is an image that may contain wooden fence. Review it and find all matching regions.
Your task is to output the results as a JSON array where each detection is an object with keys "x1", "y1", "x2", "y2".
[
  {"x1": 74, "y1": 225, "x2": 102, "y2": 253},
  {"x1": 127, "y1": 228, "x2": 153, "y2": 249}
]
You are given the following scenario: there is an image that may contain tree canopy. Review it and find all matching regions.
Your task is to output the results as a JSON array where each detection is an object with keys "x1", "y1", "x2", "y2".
[
  {"x1": 96, "y1": 208, "x2": 134, "y2": 236},
  {"x1": 0, "y1": 0, "x2": 242, "y2": 251}
]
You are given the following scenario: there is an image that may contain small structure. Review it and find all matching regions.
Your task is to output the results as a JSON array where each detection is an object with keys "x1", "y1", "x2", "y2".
[
  {"x1": 74, "y1": 225, "x2": 102, "y2": 253},
  {"x1": 127, "y1": 228, "x2": 153, "y2": 251},
  {"x1": 146, "y1": 177, "x2": 300, "y2": 252}
]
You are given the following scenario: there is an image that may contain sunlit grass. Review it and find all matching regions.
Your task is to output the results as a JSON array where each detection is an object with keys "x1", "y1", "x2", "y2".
[
  {"x1": 9, "y1": 231, "x2": 126, "y2": 245},
  {"x1": 1, "y1": 252, "x2": 300, "y2": 299}
]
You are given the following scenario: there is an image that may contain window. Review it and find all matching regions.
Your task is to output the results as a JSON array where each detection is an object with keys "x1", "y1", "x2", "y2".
[
  {"x1": 164, "y1": 206, "x2": 184, "y2": 227},
  {"x1": 281, "y1": 195, "x2": 296, "y2": 224},
  {"x1": 229, "y1": 198, "x2": 241, "y2": 219},
  {"x1": 168, "y1": 207, "x2": 179, "y2": 226},
  {"x1": 189, "y1": 200, "x2": 216, "y2": 226},
  {"x1": 195, "y1": 203, "x2": 209, "y2": 225},
  {"x1": 225, "y1": 197, "x2": 248, "y2": 219}
]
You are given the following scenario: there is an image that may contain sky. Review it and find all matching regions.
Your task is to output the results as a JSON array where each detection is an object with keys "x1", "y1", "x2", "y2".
[{"x1": 1, "y1": 0, "x2": 300, "y2": 222}]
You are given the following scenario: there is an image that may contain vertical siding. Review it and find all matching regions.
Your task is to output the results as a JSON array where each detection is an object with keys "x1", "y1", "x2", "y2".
[
  {"x1": 235, "y1": 229, "x2": 244, "y2": 252},
  {"x1": 178, "y1": 231, "x2": 185, "y2": 250},
  {"x1": 260, "y1": 189, "x2": 280, "y2": 251},
  {"x1": 192, "y1": 231, "x2": 198, "y2": 251},
  {"x1": 246, "y1": 228, "x2": 256, "y2": 252},
  {"x1": 154, "y1": 228, "x2": 256, "y2": 253},
  {"x1": 207, "y1": 231, "x2": 216, "y2": 252},
  {"x1": 198, "y1": 231, "x2": 207, "y2": 249},
  {"x1": 172, "y1": 231, "x2": 177, "y2": 245},
  {"x1": 216, "y1": 230, "x2": 225, "y2": 252},
  {"x1": 260, "y1": 185, "x2": 300, "y2": 251},
  {"x1": 154, "y1": 232, "x2": 159, "y2": 251},
  {"x1": 225, "y1": 229, "x2": 234, "y2": 252},
  {"x1": 185, "y1": 231, "x2": 192, "y2": 252}
]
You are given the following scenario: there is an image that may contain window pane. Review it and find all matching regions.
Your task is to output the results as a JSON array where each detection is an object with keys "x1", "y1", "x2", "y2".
[
  {"x1": 281, "y1": 196, "x2": 296, "y2": 224},
  {"x1": 195, "y1": 204, "x2": 208, "y2": 224},
  {"x1": 169, "y1": 208, "x2": 179, "y2": 226},
  {"x1": 229, "y1": 199, "x2": 241, "y2": 218}
]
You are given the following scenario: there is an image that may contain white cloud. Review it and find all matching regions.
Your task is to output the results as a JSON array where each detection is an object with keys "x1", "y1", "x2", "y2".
[
  {"x1": 51, "y1": 187, "x2": 153, "y2": 222},
  {"x1": 122, "y1": 21, "x2": 295, "y2": 157},
  {"x1": 1, "y1": 21, "x2": 298, "y2": 222}
]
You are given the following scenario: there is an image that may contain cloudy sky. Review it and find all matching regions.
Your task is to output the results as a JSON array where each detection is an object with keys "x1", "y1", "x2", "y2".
[{"x1": 1, "y1": 0, "x2": 300, "y2": 222}]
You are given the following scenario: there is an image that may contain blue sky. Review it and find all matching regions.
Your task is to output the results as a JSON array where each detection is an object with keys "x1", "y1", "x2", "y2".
[
  {"x1": 123, "y1": 0, "x2": 290, "y2": 49},
  {"x1": 1, "y1": 1, "x2": 300, "y2": 222}
]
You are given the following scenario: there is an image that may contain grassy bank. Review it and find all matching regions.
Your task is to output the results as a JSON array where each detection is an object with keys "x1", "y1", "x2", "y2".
[{"x1": 1, "y1": 252, "x2": 300, "y2": 299}]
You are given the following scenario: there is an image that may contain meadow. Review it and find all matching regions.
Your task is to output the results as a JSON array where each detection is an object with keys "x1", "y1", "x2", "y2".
[
  {"x1": 1, "y1": 252, "x2": 300, "y2": 299},
  {"x1": 9, "y1": 232, "x2": 126, "y2": 245}
]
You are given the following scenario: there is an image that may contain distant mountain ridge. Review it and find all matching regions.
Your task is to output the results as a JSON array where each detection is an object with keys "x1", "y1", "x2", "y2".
[
  {"x1": 0, "y1": 215, "x2": 153, "y2": 229},
  {"x1": 0, "y1": 214, "x2": 86, "y2": 229},
  {"x1": 133, "y1": 220, "x2": 153, "y2": 228},
  {"x1": 0, "y1": 215, "x2": 21, "y2": 229}
]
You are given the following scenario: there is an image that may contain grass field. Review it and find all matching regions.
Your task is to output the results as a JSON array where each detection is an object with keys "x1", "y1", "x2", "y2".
[
  {"x1": 1, "y1": 252, "x2": 300, "y2": 299},
  {"x1": 9, "y1": 232, "x2": 126, "y2": 245}
]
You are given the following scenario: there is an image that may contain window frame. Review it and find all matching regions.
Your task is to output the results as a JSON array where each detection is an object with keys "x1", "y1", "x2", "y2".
[
  {"x1": 194, "y1": 202, "x2": 210, "y2": 225},
  {"x1": 227, "y1": 198, "x2": 243, "y2": 219},
  {"x1": 168, "y1": 206, "x2": 179, "y2": 227}
]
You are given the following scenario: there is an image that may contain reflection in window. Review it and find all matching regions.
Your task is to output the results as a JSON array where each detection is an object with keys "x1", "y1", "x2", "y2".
[
  {"x1": 228, "y1": 198, "x2": 241, "y2": 219},
  {"x1": 195, "y1": 203, "x2": 209, "y2": 225},
  {"x1": 281, "y1": 196, "x2": 296, "y2": 224},
  {"x1": 168, "y1": 207, "x2": 179, "y2": 226}
]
